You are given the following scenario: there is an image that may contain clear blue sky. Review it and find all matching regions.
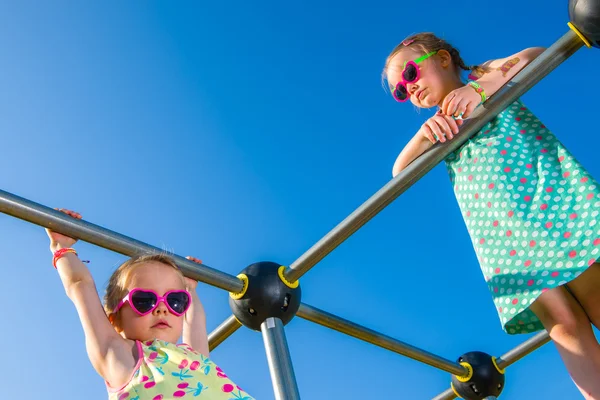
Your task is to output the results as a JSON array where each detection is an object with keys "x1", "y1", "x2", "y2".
[{"x1": 1, "y1": 1, "x2": 599, "y2": 399}]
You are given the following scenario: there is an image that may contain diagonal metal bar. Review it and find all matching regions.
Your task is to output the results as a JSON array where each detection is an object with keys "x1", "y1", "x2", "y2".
[
  {"x1": 261, "y1": 317, "x2": 301, "y2": 400},
  {"x1": 431, "y1": 331, "x2": 552, "y2": 400},
  {"x1": 208, "y1": 315, "x2": 242, "y2": 351},
  {"x1": 0, "y1": 189, "x2": 244, "y2": 292},
  {"x1": 432, "y1": 388, "x2": 458, "y2": 400},
  {"x1": 495, "y1": 331, "x2": 550, "y2": 369},
  {"x1": 284, "y1": 29, "x2": 584, "y2": 284},
  {"x1": 297, "y1": 303, "x2": 468, "y2": 376}
]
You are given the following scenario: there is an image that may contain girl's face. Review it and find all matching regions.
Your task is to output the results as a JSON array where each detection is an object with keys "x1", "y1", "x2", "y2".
[
  {"x1": 115, "y1": 261, "x2": 187, "y2": 344},
  {"x1": 386, "y1": 48, "x2": 460, "y2": 108}
]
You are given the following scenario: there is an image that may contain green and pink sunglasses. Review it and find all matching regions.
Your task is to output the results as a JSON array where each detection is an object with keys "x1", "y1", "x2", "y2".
[{"x1": 392, "y1": 51, "x2": 437, "y2": 102}]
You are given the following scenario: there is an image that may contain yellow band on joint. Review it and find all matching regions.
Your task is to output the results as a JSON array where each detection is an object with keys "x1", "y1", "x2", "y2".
[
  {"x1": 278, "y1": 266, "x2": 299, "y2": 288},
  {"x1": 455, "y1": 362, "x2": 474, "y2": 382},
  {"x1": 451, "y1": 382, "x2": 462, "y2": 398},
  {"x1": 568, "y1": 22, "x2": 592, "y2": 48},
  {"x1": 492, "y1": 356, "x2": 505, "y2": 374},
  {"x1": 229, "y1": 274, "x2": 249, "y2": 300}
]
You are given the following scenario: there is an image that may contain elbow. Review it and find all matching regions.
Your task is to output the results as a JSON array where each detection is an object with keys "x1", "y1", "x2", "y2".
[
  {"x1": 392, "y1": 159, "x2": 406, "y2": 178},
  {"x1": 524, "y1": 47, "x2": 546, "y2": 62}
]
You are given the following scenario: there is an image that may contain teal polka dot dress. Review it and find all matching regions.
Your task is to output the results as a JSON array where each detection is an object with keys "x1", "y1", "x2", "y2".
[{"x1": 445, "y1": 99, "x2": 600, "y2": 334}]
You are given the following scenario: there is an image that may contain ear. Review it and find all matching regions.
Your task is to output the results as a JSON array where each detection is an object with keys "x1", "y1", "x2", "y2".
[
  {"x1": 108, "y1": 312, "x2": 124, "y2": 333},
  {"x1": 436, "y1": 49, "x2": 452, "y2": 68}
]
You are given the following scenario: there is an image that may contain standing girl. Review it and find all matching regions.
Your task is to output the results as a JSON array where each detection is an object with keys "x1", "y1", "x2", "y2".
[{"x1": 384, "y1": 33, "x2": 600, "y2": 399}]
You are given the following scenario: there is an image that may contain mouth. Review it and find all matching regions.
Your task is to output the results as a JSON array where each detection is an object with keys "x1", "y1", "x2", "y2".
[
  {"x1": 417, "y1": 89, "x2": 426, "y2": 101},
  {"x1": 152, "y1": 320, "x2": 171, "y2": 329}
]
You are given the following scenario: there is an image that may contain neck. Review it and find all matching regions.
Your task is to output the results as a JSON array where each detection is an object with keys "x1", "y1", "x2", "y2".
[{"x1": 447, "y1": 74, "x2": 465, "y2": 92}]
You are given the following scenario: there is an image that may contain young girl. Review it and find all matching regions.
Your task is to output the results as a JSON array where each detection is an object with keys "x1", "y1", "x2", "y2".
[
  {"x1": 383, "y1": 33, "x2": 600, "y2": 399},
  {"x1": 46, "y1": 209, "x2": 254, "y2": 400}
]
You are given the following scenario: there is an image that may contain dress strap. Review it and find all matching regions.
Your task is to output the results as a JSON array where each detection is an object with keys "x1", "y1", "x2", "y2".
[{"x1": 105, "y1": 340, "x2": 144, "y2": 393}]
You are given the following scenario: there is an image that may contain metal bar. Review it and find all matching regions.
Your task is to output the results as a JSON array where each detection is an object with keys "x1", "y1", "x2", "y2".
[
  {"x1": 208, "y1": 315, "x2": 242, "y2": 351},
  {"x1": 261, "y1": 317, "x2": 301, "y2": 400},
  {"x1": 0, "y1": 189, "x2": 244, "y2": 292},
  {"x1": 297, "y1": 303, "x2": 468, "y2": 376},
  {"x1": 431, "y1": 331, "x2": 552, "y2": 399},
  {"x1": 496, "y1": 331, "x2": 550, "y2": 369},
  {"x1": 284, "y1": 29, "x2": 583, "y2": 283},
  {"x1": 433, "y1": 396, "x2": 498, "y2": 400},
  {"x1": 432, "y1": 388, "x2": 456, "y2": 400}
]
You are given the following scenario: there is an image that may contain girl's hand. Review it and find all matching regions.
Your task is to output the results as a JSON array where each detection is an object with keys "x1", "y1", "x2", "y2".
[
  {"x1": 184, "y1": 256, "x2": 202, "y2": 290},
  {"x1": 440, "y1": 85, "x2": 482, "y2": 119},
  {"x1": 45, "y1": 208, "x2": 81, "y2": 252},
  {"x1": 418, "y1": 112, "x2": 462, "y2": 144}
]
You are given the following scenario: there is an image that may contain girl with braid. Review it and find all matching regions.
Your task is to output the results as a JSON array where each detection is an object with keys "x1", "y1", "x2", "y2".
[{"x1": 384, "y1": 32, "x2": 600, "y2": 398}]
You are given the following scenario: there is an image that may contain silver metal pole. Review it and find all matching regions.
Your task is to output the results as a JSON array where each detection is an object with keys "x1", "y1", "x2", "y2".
[
  {"x1": 297, "y1": 303, "x2": 468, "y2": 376},
  {"x1": 208, "y1": 315, "x2": 242, "y2": 351},
  {"x1": 261, "y1": 317, "x2": 301, "y2": 400},
  {"x1": 0, "y1": 189, "x2": 244, "y2": 293},
  {"x1": 496, "y1": 331, "x2": 550, "y2": 369},
  {"x1": 284, "y1": 29, "x2": 584, "y2": 283},
  {"x1": 431, "y1": 331, "x2": 552, "y2": 399},
  {"x1": 432, "y1": 388, "x2": 456, "y2": 400}
]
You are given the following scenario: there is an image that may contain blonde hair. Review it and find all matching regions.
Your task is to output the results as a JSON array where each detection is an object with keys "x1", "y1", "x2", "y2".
[
  {"x1": 103, "y1": 253, "x2": 185, "y2": 318},
  {"x1": 382, "y1": 32, "x2": 488, "y2": 91}
]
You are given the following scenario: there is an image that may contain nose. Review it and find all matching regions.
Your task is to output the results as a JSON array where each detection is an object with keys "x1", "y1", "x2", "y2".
[
  {"x1": 406, "y1": 82, "x2": 419, "y2": 95},
  {"x1": 153, "y1": 299, "x2": 169, "y2": 315}
]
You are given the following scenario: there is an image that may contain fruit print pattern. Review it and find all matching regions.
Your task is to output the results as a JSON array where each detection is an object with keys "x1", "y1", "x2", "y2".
[
  {"x1": 444, "y1": 99, "x2": 600, "y2": 334},
  {"x1": 107, "y1": 339, "x2": 254, "y2": 400}
]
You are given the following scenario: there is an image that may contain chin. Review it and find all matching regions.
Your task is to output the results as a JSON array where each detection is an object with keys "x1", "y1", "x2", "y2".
[
  {"x1": 157, "y1": 330, "x2": 182, "y2": 343},
  {"x1": 414, "y1": 97, "x2": 432, "y2": 109},
  {"x1": 422, "y1": 96, "x2": 439, "y2": 109}
]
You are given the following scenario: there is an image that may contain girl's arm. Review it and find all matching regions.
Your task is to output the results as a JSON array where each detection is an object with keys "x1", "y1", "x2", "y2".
[
  {"x1": 392, "y1": 132, "x2": 435, "y2": 177},
  {"x1": 441, "y1": 47, "x2": 546, "y2": 116},
  {"x1": 47, "y1": 210, "x2": 135, "y2": 388},
  {"x1": 392, "y1": 113, "x2": 462, "y2": 177},
  {"x1": 182, "y1": 257, "x2": 210, "y2": 357},
  {"x1": 182, "y1": 289, "x2": 210, "y2": 357},
  {"x1": 472, "y1": 47, "x2": 546, "y2": 98}
]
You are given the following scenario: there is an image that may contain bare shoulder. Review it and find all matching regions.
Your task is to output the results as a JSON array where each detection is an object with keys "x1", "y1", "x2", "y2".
[{"x1": 102, "y1": 337, "x2": 140, "y2": 390}]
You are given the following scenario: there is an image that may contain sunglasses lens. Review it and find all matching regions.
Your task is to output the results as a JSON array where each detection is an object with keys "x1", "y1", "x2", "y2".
[
  {"x1": 131, "y1": 291, "x2": 157, "y2": 314},
  {"x1": 403, "y1": 63, "x2": 418, "y2": 83},
  {"x1": 167, "y1": 292, "x2": 190, "y2": 314},
  {"x1": 394, "y1": 85, "x2": 408, "y2": 102}
]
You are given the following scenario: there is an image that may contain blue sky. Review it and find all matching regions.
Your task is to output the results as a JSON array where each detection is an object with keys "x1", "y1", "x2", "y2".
[{"x1": 1, "y1": 1, "x2": 599, "y2": 399}]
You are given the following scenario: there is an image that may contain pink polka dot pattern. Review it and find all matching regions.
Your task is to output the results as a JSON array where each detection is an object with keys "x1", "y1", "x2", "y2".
[{"x1": 445, "y1": 100, "x2": 600, "y2": 334}]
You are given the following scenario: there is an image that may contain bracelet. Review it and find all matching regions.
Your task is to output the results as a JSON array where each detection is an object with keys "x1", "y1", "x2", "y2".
[
  {"x1": 53, "y1": 248, "x2": 78, "y2": 268},
  {"x1": 467, "y1": 81, "x2": 487, "y2": 104}
]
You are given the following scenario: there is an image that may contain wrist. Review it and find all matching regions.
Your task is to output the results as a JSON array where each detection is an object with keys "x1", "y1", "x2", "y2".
[
  {"x1": 52, "y1": 247, "x2": 78, "y2": 269},
  {"x1": 467, "y1": 80, "x2": 487, "y2": 104},
  {"x1": 50, "y1": 242, "x2": 73, "y2": 253}
]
